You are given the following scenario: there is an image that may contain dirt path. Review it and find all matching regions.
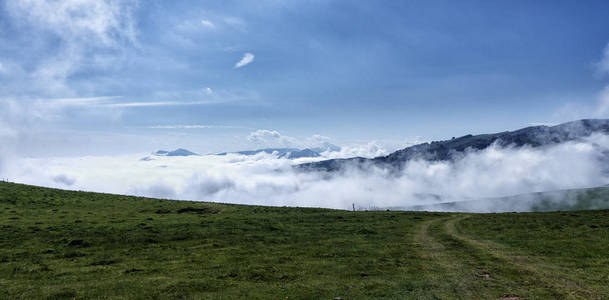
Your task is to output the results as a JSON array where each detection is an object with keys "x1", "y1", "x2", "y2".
[
  {"x1": 414, "y1": 216, "x2": 497, "y2": 298},
  {"x1": 440, "y1": 215, "x2": 594, "y2": 299}
]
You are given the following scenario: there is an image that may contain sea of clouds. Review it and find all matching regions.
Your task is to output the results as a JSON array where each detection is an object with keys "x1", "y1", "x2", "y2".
[{"x1": 2, "y1": 134, "x2": 609, "y2": 211}]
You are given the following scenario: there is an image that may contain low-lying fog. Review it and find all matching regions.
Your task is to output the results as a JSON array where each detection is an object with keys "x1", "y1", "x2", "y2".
[{"x1": 2, "y1": 134, "x2": 609, "y2": 211}]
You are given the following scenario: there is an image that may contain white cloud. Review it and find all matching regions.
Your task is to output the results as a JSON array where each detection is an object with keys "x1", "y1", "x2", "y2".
[
  {"x1": 205, "y1": 87, "x2": 213, "y2": 95},
  {"x1": 7, "y1": 0, "x2": 136, "y2": 45},
  {"x1": 5, "y1": 0, "x2": 137, "y2": 95},
  {"x1": 38, "y1": 98, "x2": 221, "y2": 108},
  {"x1": 3, "y1": 134, "x2": 609, "y2": 211},
  {"x1": 105, "y1": 101, "x2": 191, "y2": 108},
  {"x1": 7, "y1": 96, "x2": 204, "y2": 112},
  {"x1": 322, "y1": 142, "x2": 388, "y2": 159},
  {"x1": 0, "y1": 96, "x2": 122, "y2": 126},
  {"x1": 49, "y1": 96, "x2": 121, "y2": 106},
  {"x1": 307, "y1": 134, "x2": 331, "y2": 144},
  {"x1": 244, "y1": 130, "x2": 389, "y2": 158},
  {"x1": 234, "y1": 52, "x2": 255, "y2": 69},
  {"x1": 201, "y1": 19, "x2": 215, "y2": 28},
  {"x1": 247, "y1": 129, "x2": 294, "y2": 147},
  {"x1": 145, "y1": 125, "x2": 241, "y2": 129}
]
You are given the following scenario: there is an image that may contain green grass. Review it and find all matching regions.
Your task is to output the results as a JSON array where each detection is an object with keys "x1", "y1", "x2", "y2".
[{"x1": 1, "y1": 181, "x2": 609, "y2": 299}]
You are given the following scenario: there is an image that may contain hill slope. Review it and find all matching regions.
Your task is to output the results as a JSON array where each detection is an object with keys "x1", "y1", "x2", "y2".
[
  {"x1": 400, "y1": 186, "x2": 609, "y2": 213},
  {"x1": 1, "y1": 181, "x2": 609, "y2": 298},
  {"x1": 298, "y1": 118, "x2": 609, "y2": 171}
]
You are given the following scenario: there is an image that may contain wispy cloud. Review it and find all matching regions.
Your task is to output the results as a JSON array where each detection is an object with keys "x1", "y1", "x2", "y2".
[
  {"x1": 144, "y1": 125, "x2": 242, "y2": 129},
  {"x1": 529, "y1": 122, "x2": 557, "y2": 127},
  {"x1": 105, "y1": 99, "x2": 235, "y2": 108},
  {"x1": 47, "y1": 96, "x2": 121, "y2": 105},
  {"x1": 4, "y1": 0, "x2": 137, "y2": 96},
  {"x1": 105, "y1": 101, "x2": 193, "y2": 108},
  {"x1": 201, "y1": 19, "x2": 215, "y2": 29},
  {"x1": 32, "y1": 96, "x2": 226, "y2": 108},
  {"x1": 234, "y1": 52, "x2": 255, "y2": 69}
]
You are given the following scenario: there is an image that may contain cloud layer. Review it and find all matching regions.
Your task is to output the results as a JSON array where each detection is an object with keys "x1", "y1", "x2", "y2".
[{"x1": 3, "y1": 134, "x2": 609, "y2": 211}]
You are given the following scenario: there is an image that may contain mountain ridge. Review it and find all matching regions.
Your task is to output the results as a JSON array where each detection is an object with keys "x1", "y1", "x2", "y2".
[
  {"x1": 217, "y1": 143, "x2": 340, "y2": 159},
  {"x1": 154, "y1": 148, "x2": 199, "y2": 156},
  {"x1": 297, "y1": 119, "x2": 609, "y2": 171}
]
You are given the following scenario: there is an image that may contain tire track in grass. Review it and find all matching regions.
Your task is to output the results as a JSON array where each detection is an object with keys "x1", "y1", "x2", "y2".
[
  {"x1": 414, "y1": 216, "x2": 503, "y2": 299},
  {"x1": 446, "y1": 215, "x2": 595, "y2": 299},
  {"x1": 416, "y1": 215, "x2": 575, "y2": 299}
]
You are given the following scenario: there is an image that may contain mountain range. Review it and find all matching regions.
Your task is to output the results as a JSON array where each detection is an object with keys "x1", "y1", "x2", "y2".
[
  {"x1": 297, "y1": 119, "x2": 609, "y2": 171},
  {"x1": 217, "y1": 143, "x2": 341, "y2": 159}
]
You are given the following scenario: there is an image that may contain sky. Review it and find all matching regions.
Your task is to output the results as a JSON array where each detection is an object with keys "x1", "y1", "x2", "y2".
[{"x1": 2, "y1": 0, "x2": 609, "y2": 156}]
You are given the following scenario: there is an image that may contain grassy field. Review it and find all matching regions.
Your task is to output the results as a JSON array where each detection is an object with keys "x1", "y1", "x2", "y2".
[{"x1": 1, "y1": 181, "x2": 609, "y2": 299}]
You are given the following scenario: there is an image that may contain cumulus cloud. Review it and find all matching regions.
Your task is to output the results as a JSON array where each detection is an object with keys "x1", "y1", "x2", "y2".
[
  {"x1": 247, "y1": 129, "x2": 295, "y2": 147},
  {"x1": 243, "y1": 130, "x2": 392, "y2": 158},
  {"x1": 234, "y1": 52, "x2": 255, "y2": 68},
  {"x1": 306, "y1": 134, "x2": 332, "y2": 145},
  {"x1": 3, "y1": 134, "x2": 609, "y2": 212},
  {"x1": 321, "y1": 141, "x2": 388, "y2": 159}
]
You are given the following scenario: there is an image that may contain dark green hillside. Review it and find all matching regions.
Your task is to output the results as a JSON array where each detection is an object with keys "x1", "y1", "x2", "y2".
[{"x1": 1, "y1": 181, "x2": 609, "y2": 299}]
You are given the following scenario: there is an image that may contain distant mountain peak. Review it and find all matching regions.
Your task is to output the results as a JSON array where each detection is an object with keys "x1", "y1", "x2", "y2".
[{"x1": 154, "y1": 148, "x2": 199, "y2": 156}]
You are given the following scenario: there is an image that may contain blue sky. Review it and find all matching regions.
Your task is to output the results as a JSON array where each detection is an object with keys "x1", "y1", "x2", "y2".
[{"x1": 1, "y1": 0, "x2": 609, "y2": 155}]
